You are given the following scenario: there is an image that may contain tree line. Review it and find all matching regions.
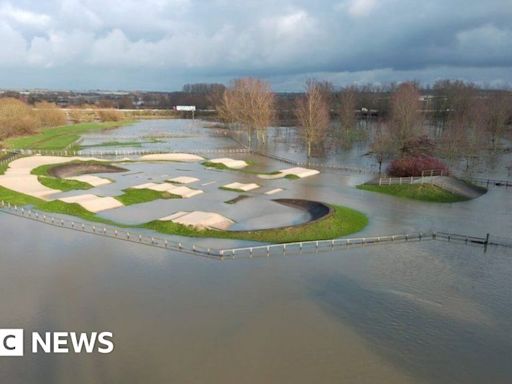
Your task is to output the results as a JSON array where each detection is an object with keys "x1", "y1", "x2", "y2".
[{"x1": 216, "y1": 78, "x2": 512, "y2": 173}]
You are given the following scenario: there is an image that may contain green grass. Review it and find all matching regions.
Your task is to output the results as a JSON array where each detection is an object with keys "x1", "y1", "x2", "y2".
[
  {"x1": 31, "y1": 160, "x2": 117, "y2": 177},
  {"x1": 142, "y1": 204, "x2": 368, "y2": 243},
  {"x1": 202, "y1": 161, "x2": 230, "y2": 170},
  {"x1": 0, "y1": 186, "x2": 117, "y2": 225},
  {"x1": 37, "y1": 176, "x2": 92, "y2": 192},
  {"x1": 219, "y1": 186, "x2": 247, "y2": 193},
  {"x1": 0, "y1": 179, "x2": 367, "y2": 243},
  {"x1": 115, "y1": 188, "x2": 180, "y2": 206},
  {"x1": 202, "y1": 160, "x2": 286, "y2": 176},
  {"x1": 38, "y1": 201, "x2": 120, "y2": 225},
  {"x1": 81, "y1": 140, "x2": 143, "y2": 148},
  {"x1": 357, "y1": 183, "x2": 469, "y2": 203},
  {"x1": 31, "y1": 161, "x2": 94, "y2": 192},
  {"x1": 3, "y1": 121, "x2": 133, "y2": 150},
  {"x1": 201, "y1": 161, "x2": 306, "y2": 180},
  {"x1": 81, "y1": 138, "x2": 163, "y2": 149}
]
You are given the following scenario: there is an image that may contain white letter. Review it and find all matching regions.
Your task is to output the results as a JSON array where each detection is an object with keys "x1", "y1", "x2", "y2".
[
  {"x1": 70, "y1": 332, "x2": 97, "y2": 353},
  {"x1": 53, "y1": 332, "x2": 69, "y2": 353},
  {"x1": 97, "y1": 332, "x2": 114, "y2": 354},
  {"x1": 32, "y1": 332, "x2": 51, "y2": 353}
]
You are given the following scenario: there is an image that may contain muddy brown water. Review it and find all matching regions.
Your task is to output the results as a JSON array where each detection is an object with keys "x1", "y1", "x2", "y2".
[
  {"x1": 1, "y1": 215, "x2": 511, "y2": 384},
  {"x1": 1, "y1": 119, "x2": 511, "y2": 383}
]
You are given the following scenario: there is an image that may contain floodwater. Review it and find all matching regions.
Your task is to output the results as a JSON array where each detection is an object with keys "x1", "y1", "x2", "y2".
[{"x1": 1, "y1": 119, "x2": 511, "y2": 383}]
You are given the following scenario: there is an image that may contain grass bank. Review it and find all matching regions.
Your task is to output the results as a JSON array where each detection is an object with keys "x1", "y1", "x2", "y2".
[
  {"x1": 0, "y1": 185, "x2": 118, "y2": 225},
  {"x1": 31, "y1": 162, "x2": 93, "y2": 191},
  {"x1": 357, "y1": 183, "x2": 469, "y2": 203},
  {"x1": 0, "y1": 183, "x2": 367, "y2": 243},
  {"x1": 115, "y1": 188, "x2": 180, "y2": 206},
  {"x1": 37, "y1": 176, "x2": 92, "y2": 192},
  {"x1": 143, "y1": 204, "x2": 368, "y2": 243},
  {"x1": 3, "y1": 121, "x2": 133, "y2": 150}
]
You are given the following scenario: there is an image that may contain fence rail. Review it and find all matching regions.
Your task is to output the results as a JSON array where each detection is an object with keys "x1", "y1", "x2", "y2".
[
  {"x1": 0, "y1": 201, "x2": 222, "y2": 259},
  {"x1": 464, "y1": 177, "x2": 512, "y2": 189},
  {"x1": 434, "y1": 232, "x2": 512, "y2": 248},
  {"x1": 1, "y1": 201, "x2": 511, "y2": 259},
  {"x1": 219, "y1": 232, "x2": 434, "y2": 259},
  {"x1": 0, "y1": 147, "x2": 250, "y2": 158},
  {"x1": 376, "y1": 176, "x2": 425, "y2": 185},
  {"x1": 0, "y1": 152, "x2": 24, "y2": 168},
  {"x1": 250, "y1": 149, "x2": 378, "y2": 175}
]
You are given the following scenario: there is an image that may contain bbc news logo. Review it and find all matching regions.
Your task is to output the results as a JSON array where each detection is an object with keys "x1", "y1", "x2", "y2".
[{"x1": 0, "y1": 329, "x2": 114, "y2": 356}]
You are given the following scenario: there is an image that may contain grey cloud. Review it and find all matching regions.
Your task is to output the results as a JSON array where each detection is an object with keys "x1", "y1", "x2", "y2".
[{"x1": 0, "y1": 0, "x2": 510, "y2": 90}]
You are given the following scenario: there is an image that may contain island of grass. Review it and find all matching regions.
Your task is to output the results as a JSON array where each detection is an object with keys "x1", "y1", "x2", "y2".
[
  {"x1": 201, "y1": 160, "x2": 306, "y2": 181},
  {"x1": 115, "y1": 188, "x2": 181, "y2": 206},
  {"x1": 143, "y1": 204, "x2": 368, "y2": 243},
  {"x1": 36, "y1": 176, "x2": 93, "y2": 192},
  {"x1": 201, "y1": 161, "x2": 231, "y2": 170},
  {"x1": 35, "y1": 160, "x2": 127, "y2": 178},
  {"x1": 0, "y1": 179, "x2": 368, "y2": 243},
  {"x1": 357, "y1": 183, "x2": 470, "y2": 203},
  {"x1": 0, "y1": 185, "x2": 119, "y2": 226},
  {"x1": 3, "y1": 121, "x2": 133, "y2": 151},
  {"x1": 219, "y1": 186, "x2": 246, "y2": 193},
  {"x1": 30, "y1": 160, "x2": 127, "y2": 192}
]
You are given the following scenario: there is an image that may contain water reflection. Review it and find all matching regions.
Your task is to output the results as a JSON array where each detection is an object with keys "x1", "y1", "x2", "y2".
[
  {"x1": 1, "y1": 213, "x2": 512, "y2": 383},
  {"x1": 1, "y1": 119, "x2": 511, "y2": 383}
]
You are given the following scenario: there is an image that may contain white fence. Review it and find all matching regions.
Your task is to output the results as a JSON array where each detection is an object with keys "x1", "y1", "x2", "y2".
[
  {"x1": 0, "y1": 201, "x2": 222, "y2": 259},
  {"x1": 1, "y1": 201, "x2": 510, "y2": 259},
  {"x1": 219, "y1": 232, "x2": 434, "y2": 259},
  {"x1": 0, "y1": 147, "x2": 250, "y2": 158},
  {"x1": 375, "y1": 170, "x2": 447, "y2": 186}
]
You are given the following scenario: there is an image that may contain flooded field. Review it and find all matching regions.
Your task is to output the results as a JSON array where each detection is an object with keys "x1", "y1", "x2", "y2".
[{"x1": 1, "y1": 119, "x2": 511, "y2": 383}]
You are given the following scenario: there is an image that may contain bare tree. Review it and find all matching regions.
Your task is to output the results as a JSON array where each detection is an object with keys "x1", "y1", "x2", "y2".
[
  {"x1": 389, "y1": 82, "x2": 423, "y2": 153},
  {"x1": 369, "y1": 122, "x2": 394, "y2": 174},
  {"x1": 434, "y1": 81, "x2": 481, "y2": 157},
  {"x1": 217, "y1": 78, "x2": 275, "y2": 147},
  {"x1": 338, "y1": 86, "x2": 358, "y2": 136},
  {"x1": 295, "y1": 80, "x2": 331, "y2": 159},
  {"x1": 483, "y1": 92, "x2": 511, "y2": 149}
]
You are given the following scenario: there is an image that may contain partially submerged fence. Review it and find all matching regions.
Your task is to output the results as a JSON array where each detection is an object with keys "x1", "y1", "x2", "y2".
[
  {"x1": 464, "y1": 177, "x2": 512, "y2": 189},
  {"x1": 1, "y1": 201, "x2": 510, "y2": 260},
  {"x1": 0, "y1": 201, "x2": 222, "y2": 260},
  {"x1": 250, "y1": 149, "x2": 379, "y2": 175},
  {"x1": 219, "y1": 232, "x2": 434, "y2": 259},
  {"x1": 0, "y1": 147, "x2": 250, "y2": 159},
  {"x1": 433, "y1": 232, "x2": 512, "y2": 248}
]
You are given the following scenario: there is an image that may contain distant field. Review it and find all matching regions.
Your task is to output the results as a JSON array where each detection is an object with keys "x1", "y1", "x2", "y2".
[{"x1": 3, "y1": 121, "x2": 132, "y2": 150}]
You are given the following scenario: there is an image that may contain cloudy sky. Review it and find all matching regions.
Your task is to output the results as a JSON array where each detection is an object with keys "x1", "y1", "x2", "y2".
[{"x1": 1, "y1": 0, "x2": 511, "y2": 91}]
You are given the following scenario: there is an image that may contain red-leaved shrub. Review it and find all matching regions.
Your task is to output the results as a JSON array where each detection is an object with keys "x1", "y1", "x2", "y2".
[{"x1": 387, "y1": 156, "x2": 449, "y2": 177}]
